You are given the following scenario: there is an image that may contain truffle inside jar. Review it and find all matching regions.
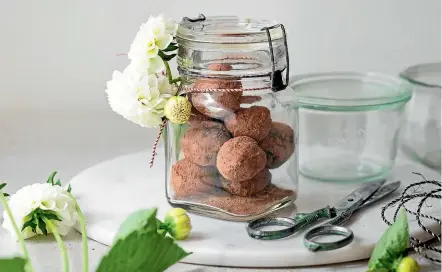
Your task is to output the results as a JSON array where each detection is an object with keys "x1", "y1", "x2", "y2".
[
  {"x1": 216, "y1": 136, "x2": 267, "y2": 182},
  {"x1": 191, "y1": 63, "x2": 243, "y2": 120},
  {"x1": 224, "y1": 106, "x2": 272, "y2": 142},
  {"x1": 220, "y1": 168, "x2": 271, "y2": 197},
  {"x1": 188, "y1": 106, "x2": 212, "y2": 126},
  {"x1": 259, "y1": 122, "x2": 296, "y2": 169},
  {"x1": 171, "y1": 159, "x2": 218, "y2": 198},
  {"x1": 182, "y1": 121, "x2": 231, "y2": 166}
]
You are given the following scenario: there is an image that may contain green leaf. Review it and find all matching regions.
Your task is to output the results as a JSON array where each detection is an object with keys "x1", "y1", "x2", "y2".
[
  {"x1": 42, "y1": 212, "x2": 62, "y2": 221},
  {"x1": 38, "y1": 219, "x2": 47, "y2": 236},
  {"x1": 368, "y1": 208, "x2": 409, "y2": 271},
  {"x1": 171, "y1": 123, "x2": 189, "y2": 160},
  {"x1": 21, "y1": 220, "x2": 34, "y2": 232},
  {"x1": 113, "y1": 209, "x2": 158, "y2": 242},
  {"x1": 55, "y1": 179, "x2": 61, "y2": 186},
  {"x1": 67, "y1": 184, "x2": 72, "y2": 193},
  {"x1": 0, "y1": 257, "x2": 27, "y2": 272},
  {"x1": 96, "y1": 230, "x2": 190, "y2": 272},
  {"x1": 0, "y1": 183, "x2": 6, "y2": 191},
  {"x1": 163, "y1": 44, "x2": 179, "y2": 52},
  {"x1": 158, "y1": 50, "x2": 177, "y2": 61},
  {"x1": 32, "y1": 214, "x2": 39, "y2": 226},
  {"x1": 3, "y1": 193, "x2": 9, "y2": 197},
  {"x1": 47, "y1": 171, "x2": 57, "y2": 185},
  {"x1": 163, "y1": 53, "x2": 177, "y2": 61}
]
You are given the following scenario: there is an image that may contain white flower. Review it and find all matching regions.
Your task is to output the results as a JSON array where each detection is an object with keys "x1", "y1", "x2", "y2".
[
  {"x1": 105, "y1": 64, "x2": 174, "y2": 128},
  {"x1": 2, "y1": 183, "x2": 77, "y2": 240},
  {"x1": 128, "y1": 14, "x2": 178, "y2": 73}
]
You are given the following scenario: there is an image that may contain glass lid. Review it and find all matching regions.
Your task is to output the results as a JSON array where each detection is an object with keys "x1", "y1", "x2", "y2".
[
  {"x1": 177, "y1": 15, "x2": 283, "y2": 44},
  {"x1": 400, "y1": 62, "x2": 441, "y2": 88},
  {"x1": 290, "y1": 72, "x2": 413, "y2": 111}
]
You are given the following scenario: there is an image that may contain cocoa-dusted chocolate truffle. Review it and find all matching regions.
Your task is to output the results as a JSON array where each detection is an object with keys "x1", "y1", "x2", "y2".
[
  {"x1": 182, "y1": 121, "x2": 231, "y2": 166},
  {"x1": 220, "y1": 169, "x2": 271, "y2": 197},
  {"x1": 216, "y1": 136, "x2": 267, "y2": 182},
  {"x1": 171, "y1": 159, "x2": 218, "y2": 197},
  {"x1": 191, "y1": 62, "x2": 243, "y2": 119},
  {"x1": 224, "y1": 106, "x2": 272, "y2": 141},
  {"x1": 188, "y1": 106, "x2": 211, "y2": 126},
  {"x1": 259, "y1": 122, "x2": 295, "y2": 169},
  {"x1": 191, "y1": 88, "x2": 242, "y2": 120}
]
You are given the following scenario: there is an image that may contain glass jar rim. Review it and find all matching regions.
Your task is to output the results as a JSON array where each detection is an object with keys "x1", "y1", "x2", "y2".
[
  {"x1": 177, "y1": 15, "x2": 283, "y2": 44},
  {"x1": 400, "y1": 62, "x2": 441, "y2": 88},
  {"x1": 289, "y1": 72, "x2": 413, "y2": 111}
]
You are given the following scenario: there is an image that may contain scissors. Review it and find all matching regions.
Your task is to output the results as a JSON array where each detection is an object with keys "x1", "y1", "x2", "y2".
[{"x1": 246, "y1": 180, "x2": 401, "y2": 252}]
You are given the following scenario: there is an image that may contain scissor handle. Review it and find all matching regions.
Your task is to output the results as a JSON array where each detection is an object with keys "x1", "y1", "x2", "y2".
[
  {"x1": 246, "y1": 206, "x2": 336, "y2": 240},
  {"x1": 293, "y1": 205, "x2": 337, "y2": 226},
  {"x1": 303, "y1": 210, "x2": 355, "y2": 251}
]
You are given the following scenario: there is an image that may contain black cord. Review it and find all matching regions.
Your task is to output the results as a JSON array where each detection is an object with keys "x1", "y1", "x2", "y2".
[{"x1": 381, "y1": 172, "x2": 441, "y2": 263}]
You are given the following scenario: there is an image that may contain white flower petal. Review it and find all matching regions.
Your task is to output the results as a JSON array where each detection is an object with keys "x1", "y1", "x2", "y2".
[
  {"x1": 155, "y1": 34, "x2": 173, "y2": 50},
  {"x1": 147, "y1": 74, "x2": 158, "y2": 89},
  {"x1": 158, "y1": 76, "x2": 176, "y2": 95},
  {"x1": 40, "y1": 199, "x2": 56, "y2": 210},
  {"x1": 1, "y1": 183, "x2": 78, "y2": 240},
  {"x1": 166, "y1": 18, "x2": 178, "y2": 36},
  {"x1": 148, "y1": 56, "x2": 165, "y2": 74}
]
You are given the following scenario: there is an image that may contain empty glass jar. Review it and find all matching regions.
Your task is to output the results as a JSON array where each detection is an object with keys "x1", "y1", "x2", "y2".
[
  {"x1": 400, "y1": 62, "x2": 441, "y2": 171},
  {"x1": 165, "y1": 15, "x2": 298, "y2": 221},
  {"x1": 290, "y1": 72, "x2": 412, "y2": 182}
]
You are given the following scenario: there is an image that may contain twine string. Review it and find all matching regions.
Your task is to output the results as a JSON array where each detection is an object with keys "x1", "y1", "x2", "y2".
[
  {"x1": 381, "y1": 172, "x2": 441, "y2": 263},
  {"x1": 149, "y1": 119, "x2": 167, "y2": 168}
]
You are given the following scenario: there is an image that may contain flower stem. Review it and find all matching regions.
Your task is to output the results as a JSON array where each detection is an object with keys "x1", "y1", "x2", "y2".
[
  {"x1": 171, "y1": 77, "x2": 182, "y2": 84},
  {"x1": 0, "y1": 190, "x2": 35, "y2": 272},
  {"x1": 163, "y1": 60, "x2": 174, "y2": 84},
  {"x1": 45, "y1": 219, "x2": 69, "y2": 272},
  {"x1": 163, "y1": 59, "x2": 182, "y2": 86},
  {"x1": 68, "y1": 194, "x2": 89, "y2": 272}
]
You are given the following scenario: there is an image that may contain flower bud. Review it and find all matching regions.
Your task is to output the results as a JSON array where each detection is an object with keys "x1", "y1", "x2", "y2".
[
  {"x1": 396, "y1": 257, "x2": 421, "y2": 272},
  {"x1": 164, "y1": 96, "x2": 191, "y2": 124},
  {"x1": 164, "y1": 208, "x2": 192, "y2": 240}
]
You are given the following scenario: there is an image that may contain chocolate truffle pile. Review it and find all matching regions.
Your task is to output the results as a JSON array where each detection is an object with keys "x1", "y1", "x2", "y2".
[{"x1": 170, "y1": 64, "x2": 296, "y2": 215}]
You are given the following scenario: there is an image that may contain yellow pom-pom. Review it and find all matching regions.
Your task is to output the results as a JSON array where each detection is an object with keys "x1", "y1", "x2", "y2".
[
  {"x1": 164, "y1": 208, "x2": 192, "y2": 240},
  {"x1": 396, "y1": 257, "x2": 421, "y2": 272},
  {"x1": 164, "y1": 96, "x2": 191, "y2": 124}
]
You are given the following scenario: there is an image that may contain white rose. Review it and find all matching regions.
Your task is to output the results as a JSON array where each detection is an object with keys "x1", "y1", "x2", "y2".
[
  {"x1": 2, "y1": 183, "x2": 77, "y2": 240},
  {"x1": 105, "y1": 64, "x2": 174, "y2": 128},
  {"x1": 127, "y1": 14, "x2": 178, "y2": 73}
]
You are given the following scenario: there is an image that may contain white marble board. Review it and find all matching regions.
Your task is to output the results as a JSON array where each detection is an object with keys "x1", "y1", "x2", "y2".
[{"x1": 69, "y1": 150, "x2": 441, "y2": 268}]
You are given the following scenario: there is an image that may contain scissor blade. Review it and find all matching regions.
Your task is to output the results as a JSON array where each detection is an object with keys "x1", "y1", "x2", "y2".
[
  {"x1": 335, "y1": 179, "x2": 386, "y2": 211},
  {"x1": 357, "y1": 181, "x2": 401, "y2": 210}
]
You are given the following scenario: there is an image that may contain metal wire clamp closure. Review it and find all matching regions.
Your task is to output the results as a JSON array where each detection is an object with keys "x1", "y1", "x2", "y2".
[
  {"x1": 261, "y1": 24, "x2": 290, "y2": 92},
  {"x1": 183, "y1": 14, "x2": 206, "y2": 23}
]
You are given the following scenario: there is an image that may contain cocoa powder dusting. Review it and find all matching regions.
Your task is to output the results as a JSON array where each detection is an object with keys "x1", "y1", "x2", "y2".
[
  {"x1": 216, "y1": 136, "x2": 267, "y2": 182},
  {"x1": 200, "y1": 185, "x2": 294, "y2": 215},
  {"x1": 259, "y1": 122, "x2": 295, "y2": 169},
  {"x1": 182, "y1": 121, "x2": 231, "y2": 166},
  {"x1": 190, "y1": 62, "x2": 243, "y2": 119},
  {"x1": 171, "y1": 159, "x2": 219, "y2": 197},
  {"x1": 220, "y1": 169, "x2": 271, "y2": 197},
  {"x1": 188, "y1": 106, "x2": 211, "y2": 126},
  {"x1": 224, "y1": 106, "x2": 272, "y2": 142}
]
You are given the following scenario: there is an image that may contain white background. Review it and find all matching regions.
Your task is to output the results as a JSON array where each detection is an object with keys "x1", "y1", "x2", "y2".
[{"x1": 1, "y1": 0, "x2": 440, "y2": 111}]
